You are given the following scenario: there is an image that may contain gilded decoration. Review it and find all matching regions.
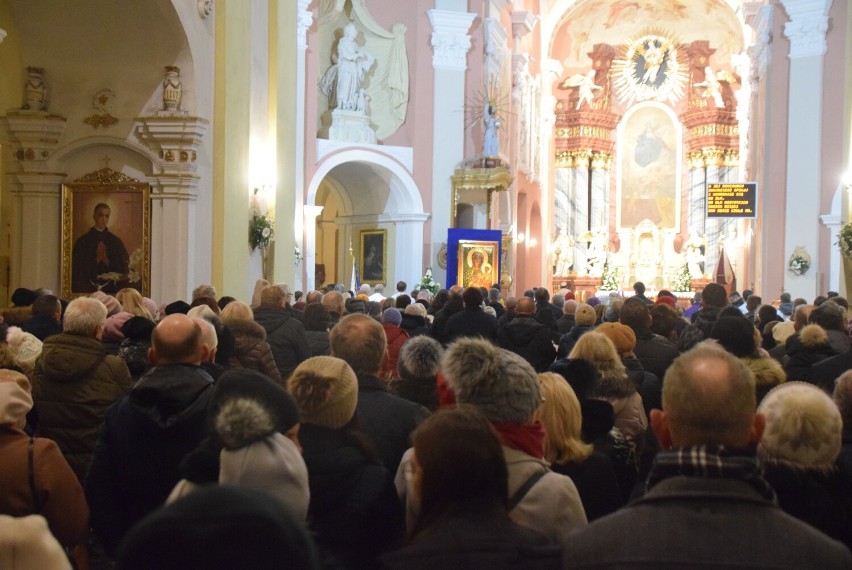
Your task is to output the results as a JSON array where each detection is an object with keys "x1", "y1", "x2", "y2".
[
  {"x1": 689, "y1": 123, "x2": 738, "y2": 138},
  {"x1": 75, "y1": 167, "x2": 141, "y2": 186},
  {"x1": 612, "y1": 31, "x2": 687, "y2": 106},
  {"x1": 83, "y1": 114, "x2": 119, "y2": 129},
  {"x1": 688, "y1": 148, "x2": 739, "y2": 169},
  {"x1": 555, "y1": 126, "x2": 611, "y2": 140},
  {"x1": 451, "y1": 165, "x2": 513, "y2": 229}
]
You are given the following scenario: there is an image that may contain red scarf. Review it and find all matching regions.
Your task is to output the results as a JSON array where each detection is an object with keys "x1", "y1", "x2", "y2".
[{"x1": 492, "y1": 421, "x2": 546, "y2": 459}]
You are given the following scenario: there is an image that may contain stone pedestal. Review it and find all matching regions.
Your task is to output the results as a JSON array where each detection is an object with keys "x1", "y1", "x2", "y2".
[{"x1": 329, "y1": 109, "x2": 376, "y2": 144}]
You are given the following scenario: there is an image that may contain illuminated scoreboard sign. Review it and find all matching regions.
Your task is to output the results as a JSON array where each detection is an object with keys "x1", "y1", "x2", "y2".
[{"x1": 706, "y1": 182, "x2": 757, "y2": 218}]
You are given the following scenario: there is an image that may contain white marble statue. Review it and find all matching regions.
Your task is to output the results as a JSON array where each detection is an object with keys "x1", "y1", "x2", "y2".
[
  {"x1": 562, "y1": 70, "x2": 603, "y2": 110},
  {"x1": 319, "y1": 23, "x2": 375, "y2": 112},
  {"x1": 483, "y1": 101, "x2": 500, "y2": 157},
  {"x1": 553, "y1": 227, "x2": 575, "y2": 276},
  {"x1": 585, "y1": 229, "x2": 608, "y2": 277},
  {"x1": 693, "y1": 66, "x2": 724, "y2": 109},
  {"x1": 684, "y1": 230, "x2": 705, "y2": 278}
]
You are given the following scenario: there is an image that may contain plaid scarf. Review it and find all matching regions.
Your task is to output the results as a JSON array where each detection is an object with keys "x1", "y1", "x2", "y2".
[{"x1": 647, "y1": 445, "x2": 776, "y2": 503}]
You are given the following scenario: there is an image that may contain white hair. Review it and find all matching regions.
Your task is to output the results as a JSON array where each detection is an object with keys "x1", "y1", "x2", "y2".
[{"x1": 63, "y1": 297, "x2": 107, "y2": 336}]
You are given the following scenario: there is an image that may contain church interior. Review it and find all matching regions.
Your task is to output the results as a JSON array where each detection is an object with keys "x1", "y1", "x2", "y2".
[{"x1": 0, "y1": 0, "x2": 849, "y2": 304}]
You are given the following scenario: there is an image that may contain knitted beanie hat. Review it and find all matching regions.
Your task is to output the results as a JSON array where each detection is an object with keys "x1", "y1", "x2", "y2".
[
  {"x1": 382, "y1": 308, "x2": 402, "y2": 326},
  {"x1": 709, "y1": 316, "x2": 757, "y2": 358},
  {"x1": 758, "y1": 381, "x2": 842, "y2": 471},
  {"x1": 219, "y1": 434, "x2": 310, "y2": 520},
  {"x1": 0, "y1": 369, "x2": 33, "y2": 426},
  {"x1": 575, "y1": 304, "x2": 596, "y2": 326},
  {"x1": 398, "y1": 335, "x2": 443, "y2": 381},
  {"x1": 115, "y1": 486, "x2": 320, "y2": 570},
  {"x1": 596, "y1": 322, "x2": 636, "y2": 356},
  {"x1": 141, "y1": 297, "x2": 160, "y2": 321},
  {"x1": 772, "y1": 320, "x2": 796, "y2": 344},
  {"x1": 654, "y1": 295, "x2": 676, "y2": 308},
  {"x1": 443, "y1": 337, "x2": 541, "y2": 423},
  {"x1": 287, "y1": 356, "x2": 358, "y2": 430},
  {"x1": 0, "y1": 515, "x2": 72, "y2": 570},
  {"x1": 5, "y1": 326, "x2": 42, "y2": 373},
  {"x1": 211, "y1": 369, "x2": 300, "y2": 450}
]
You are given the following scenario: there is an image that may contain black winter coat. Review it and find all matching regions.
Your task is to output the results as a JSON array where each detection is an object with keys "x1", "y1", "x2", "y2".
[
  {"x1": 498, "y1": 315, "x2": 556, "y2": 372},
  {"x1": 253, "y1": 307, "x2": 310, "y2": 378}
]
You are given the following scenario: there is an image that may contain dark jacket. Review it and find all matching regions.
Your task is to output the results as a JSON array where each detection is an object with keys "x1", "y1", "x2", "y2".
[
  {"x1": 399, "y1": 314, "x2": 430, "y2": 338},
  {"x1": 443, "y1": 307, "x2": 498, "y2": 344},
  {"x1": 556, "y1": 315, "x2": 575, "y2": 336},
  {"x1": 783, "y1": 328, "x2": 838, "y2": 384},
  {"x1": 227, "y1": 319, "x2": 282, "y2": 385},
  {"x1": 300, "y1": 423, "x2": 403, "y2": 568},
  {"x1": 33, "y1": 333, "x2": 131, "y2": 481},
  {"x1": 810, "y1": 348, "x2": 852, "y2": 393},
  {"x1": 117, "y1": 337, "x2": 152, "y2": 381},
  {"x1": 357, "y1": 374, "x2": 429, "y2": 472},
  {"x1": 488, "y1": 301, "x2": 506, "y2": 320},
  {"x1": 678, "y1": 306, "x2": 722, "y2": 352},
  {"x1": 556, "y1": 324, "x2": 595, "y2": 358},
  {"x1": 632, "y1": 328, "x2": 679, "y2": 381},
  {"x1": 623, "y1": 357, "x2": 661, "y2": 417},
  {"x1": 21, "y1": 315, "x2": 62, "y2": 341},
  {"x1": 252, "y1": 306, "x2": 310, "y2": 379},
  {"x1": 430, "y1": 297, "x2": 464, "y2": 345},
  {"x1": 563, "y1": 474, "x2": 852, "y2": 569},
  {"x1": 498, "y1": 314, "x2": 556, "y2": 372},
  {"x1": 305, "y1": 330, "x2": 331, "y2": 356},
  {"x1": 85, "y1": 364, "x2": 214, "y2": 555},
  {"x1": 393, "y1": 376, "x2": 439, "y2": 412},
  {"x1": 382, "y1": 508, "x2": 559, "y2": 570},
  {"x1": 550, "y1": 452, "x2": 623, "y2": 522}
]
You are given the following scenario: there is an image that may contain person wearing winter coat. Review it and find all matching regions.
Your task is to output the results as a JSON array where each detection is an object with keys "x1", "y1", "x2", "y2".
[
  {"x1": 225, "y1": 318, "x2": 282, "y2": 385},
  {"x1": 597, "y1": 322, "x2": 661, "y2": 417},
  {"x1": 677, "y1": 282, "x2": 728, "y2": 352},
  {"x1": 253, "y1": 285, "x2": 310, "y2": 379},
  {"x1": 400, "y1": 303, "x2": 430, "y2": 338},
  {"x1": 556, "y1": 303, "x2": 597, "y2": 358},
  {"x1": 381, "y1": 309, "x2": 410, "y2": 382},
  {"x1": 302, "y1": 302, "x2": 332, "y2": 357},
  {"x1": 32, "y1": 297, "x2": 131, "y2": 482},
  {"x1": 288, "y1": 356, "x2": 404, "y2": 568},
  {"x1": 499, "y1": 297, "x2": 556, "y2": 372},
  {"x1": 784, "y1": 324, "x2": 838, "y2": 384},
  {"x1": 394, "y1": 336, "x2": 443, "y2": 412},
  {"x1": 619, "y1": 298, "x2": 679, "y2": 380},
  {"x1": 85, "y1": 314, "x2": 215, "y2": 556},
  {"x1": 0, "y1": 370, "x2": 89, "y2": 548}
]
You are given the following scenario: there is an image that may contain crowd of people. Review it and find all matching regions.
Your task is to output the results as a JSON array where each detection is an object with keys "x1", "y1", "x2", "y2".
[{"x1": 1, "y1": 277, "x2": 852, "y2": 568}]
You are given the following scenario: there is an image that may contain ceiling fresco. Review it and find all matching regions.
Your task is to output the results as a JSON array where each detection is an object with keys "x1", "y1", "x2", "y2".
[{"x1": 550, "y1": 0, "x2": 745, "y2": 75}]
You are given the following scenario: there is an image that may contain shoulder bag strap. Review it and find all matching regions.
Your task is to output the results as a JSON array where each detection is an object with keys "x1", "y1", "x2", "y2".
[
  {"x1": 508, "y1": 468, "x2": 548, "y2": 511},
  {"x1": 28, "y1": 437, "x2": 44, "y2": 513}
]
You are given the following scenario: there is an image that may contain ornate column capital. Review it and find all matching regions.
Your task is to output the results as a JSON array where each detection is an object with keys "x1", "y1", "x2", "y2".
[
  {"x1": 297, "y1": 0, "x2": 313, "y2": 51},
  {"x1": 134, "y1": 115, "x2": 208, "y2": 174},
  {"x1": 2, "y1": 111, "x2": 67, "y2": 173},
  {"x1": 780, "y1": 0, "x2": 833, "y2": 58},
  {"x1": 427, "y1": 9, "x2": 476, "y2": 71}
]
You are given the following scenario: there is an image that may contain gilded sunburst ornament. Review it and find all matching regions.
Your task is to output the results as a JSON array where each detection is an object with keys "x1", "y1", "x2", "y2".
[{"x1": 612, "y1": 32, "x2": 687, "y2": 106}]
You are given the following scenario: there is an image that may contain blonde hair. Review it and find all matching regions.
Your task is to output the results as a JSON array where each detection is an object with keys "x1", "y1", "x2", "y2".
[
  {"x1": 115, "y1": 288, "x2": 153, "y2": 320},
  {"x1": 534, "y1": 372, "x2": 592, "y2": 464},
  {"x1": 569, "y1": 332, "x2": 626, "y2": 376},
  {"x1": 220, "y1": 301, "x2": 254, "y2": 323}
]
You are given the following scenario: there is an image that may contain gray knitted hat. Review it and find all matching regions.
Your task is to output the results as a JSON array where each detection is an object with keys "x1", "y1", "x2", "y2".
[{"x1": 443, "y1": 337, "x2": 541, "y2": 423}]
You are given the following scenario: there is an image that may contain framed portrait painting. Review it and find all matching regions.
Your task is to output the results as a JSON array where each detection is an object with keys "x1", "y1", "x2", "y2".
[
  {"x1": 457, "y1": 239, "x2": 499, "y2": 289},
  {"x1": 61, "y1": 168, "x2": 151, "y2": 298},
  {"x1": 360, "y1": 229, "x2": 386, "y2": 285}
]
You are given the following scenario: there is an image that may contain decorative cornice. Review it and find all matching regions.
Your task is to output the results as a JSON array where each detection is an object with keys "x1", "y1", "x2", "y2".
[
  {"x1": 511, "y1": 11, "x2": 538, "y2": 39},
  {"x1": 427, "y1": 9, "x2": 476, "y2": 71},
  {"x1": 75, "y1": 167, "x2": 141, "y2": 184},
  {"x1": 134, "y1": 116, "x2": 208, "y2": 173},
  {"x1": 780, "y1": 0, "x2": 832, "y2": 58},
  {"x1": 297, "y1": 0, "x2": 313, "y2": 51}
]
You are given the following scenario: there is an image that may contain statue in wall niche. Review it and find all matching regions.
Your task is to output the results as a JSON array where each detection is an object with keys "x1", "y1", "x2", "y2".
[
  {"x1": 320, "y1": 23, "x2": 375, "y2": 113},
  {"x1": 552, "y1": 227, "x2": 575, "y2": 276},
  {"x1": 684, "y1": 230, "x2": 706, "y2": 278},
  {"x1": 561, "y1": 70, "x2": 602, "y2": 110},
  {"x1": 585, "y1": 229, "x2": 608, "y2": 277},
  {"x1": 693, "y1": 66, "x2": 726, "y2": 109},
  {"x1": 483, "y1": 101, "x2": 501, "y2": 158}
]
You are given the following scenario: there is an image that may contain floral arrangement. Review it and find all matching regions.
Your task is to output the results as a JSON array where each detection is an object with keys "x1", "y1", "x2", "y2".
[
  {"x1": 417, "y1": 267, "x2": 441, "y2": 295},
  {"x1": 671, "y1": 263, "x2": 692, "y2": 292},
  {"x1": 249, "y1": 214, "x2": 274, "y2": 252},
  {"x1": 294, "y1": 246, "x2": 303, "y2": 266},
  {"x1": 600, "y1": 261, "x2": 620, "y2": 291},
  {"x1": 837, "y1": 223, "x2": 852, "y2": 257},
  {"x1": 127, "y1": 248, "x2": 143, "y2": 283},
  {"x1": 788, "y1": 251, "x2": 810, "y2": 276}
]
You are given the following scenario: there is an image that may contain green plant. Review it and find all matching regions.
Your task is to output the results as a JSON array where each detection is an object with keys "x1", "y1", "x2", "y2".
[
  {"x1": 600, "y1": 261, "x2": 620, "y2": 290},
  {"x1": 837, "y1": 223, "x2": 852, "y2": 257},
  {"x1": 417, "y1": 267, "x2": 441, "y2": 295},
  {"x1": 671, "y1": 263, "x2": 692, "y2": 292},
  {"x1": 249, "y1": 214, "x2": 274, "y2": 252}
]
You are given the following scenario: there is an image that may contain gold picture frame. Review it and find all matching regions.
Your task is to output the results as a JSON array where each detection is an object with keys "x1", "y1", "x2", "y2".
[
  {"x1": 61, "y1": 168, "x2": 151, "y2": 298},
  {"x1": 360, "y1": 229, "x2": 387, "y2": 285},
  {"x1": 457, "y1": 239, "x2": 499, "y2": 289}
]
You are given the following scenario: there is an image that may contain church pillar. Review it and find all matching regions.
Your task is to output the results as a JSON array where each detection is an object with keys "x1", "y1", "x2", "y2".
[
  {"x1": 687, "y1": 153, "x2": 707, "y2": 238},
  {"x1": 554, "y1": 153, "x2": 574, "y2": 235},
  {"x1": 427, "y1": 6, "x2": 476, "y2": 286},
  {"x1": 780, "y1": 0, "x2": 833, "y2": 298},
  {"x1": 303, "y1": 204, "x2": 323, "y2": 291},
  {"x1": 590, "y1": 152, "x2": 611, "y2": 230},
  {"x1": 573, "y1": 150, "x2": 591, "y2": 236},
  {"x1": 704, "y1": 150, "x2": 723, "y2": 281},
  {"x1": 134, "y1": 116, "x2": 208, "y2": 303},
  {"x1": 2, "y1": 112, "x2": 67, "y2": 292}
]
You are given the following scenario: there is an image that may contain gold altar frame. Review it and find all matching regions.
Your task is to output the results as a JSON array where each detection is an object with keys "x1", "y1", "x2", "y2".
[
  {"x1": 359, "y1": 229, "x2": 387, "y2": 285},
  {"x1": 457, "y1": 239, "x2": 499, "y2": 289},
  {"x1": 62, "y1": 168, "x2": 151, "y2": 298}
]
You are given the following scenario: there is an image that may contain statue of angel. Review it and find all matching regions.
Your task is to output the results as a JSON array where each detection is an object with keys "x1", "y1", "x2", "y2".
[{"x1": 561, "y1": 70, "x2": 603, "y2": 110}]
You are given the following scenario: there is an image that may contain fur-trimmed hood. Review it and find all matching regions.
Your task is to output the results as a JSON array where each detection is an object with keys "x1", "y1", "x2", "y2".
[
  {"x1": 742, "y1": 356, "x2": 786, "y2": 387},
  {"x1": 588, "y1": 366, "x2": 636, "y2": 400}
]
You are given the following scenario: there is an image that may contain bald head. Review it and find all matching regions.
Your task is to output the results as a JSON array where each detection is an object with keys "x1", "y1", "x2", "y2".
[
  {"x1": 193, "y1": 317, "x2": 218, "y2": 363},
  {"x1": 322, "y1": 291, "x2": 344, "y2": 314},
  {"x1": 563, "y1": 299, "x2": 578, "y2": 315},
  {"x1": 330, "y1": 313, "x2": 387, "y2": 375},
  {"x1": 516, "y1": 297, "x2": 535, "y2": 315},
  {"x1": 150, "y1": 314, "x2": 206, "y2": 366},
  {"x1": 654, "y1": 343, "x2": 761, "y2": 449}
]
